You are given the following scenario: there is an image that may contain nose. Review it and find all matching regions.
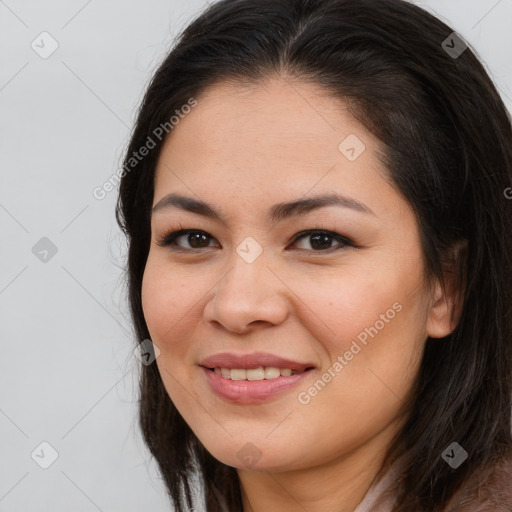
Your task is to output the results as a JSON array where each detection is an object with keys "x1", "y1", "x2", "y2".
[{"x1": 203, "y1": 251, "x2": 290, "y2": 334}]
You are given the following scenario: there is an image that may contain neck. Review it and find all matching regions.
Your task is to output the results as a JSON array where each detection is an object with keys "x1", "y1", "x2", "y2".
[{"x1": 237, "y1": 427, "x2": 397, "y2": 512}]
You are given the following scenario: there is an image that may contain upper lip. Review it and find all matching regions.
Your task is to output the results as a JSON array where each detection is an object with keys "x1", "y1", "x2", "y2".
[{"x1": 199, "y1": 352, "x2": 315, "y2": 371}]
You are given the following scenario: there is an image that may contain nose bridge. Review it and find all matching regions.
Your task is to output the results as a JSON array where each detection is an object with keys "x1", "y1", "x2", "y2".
[
  {"x1": 222, "y1": 239, "x2": 273, "y2": 300},
  {"x1": 205, "y1": 239, "x2": 288, "y2": 331}
]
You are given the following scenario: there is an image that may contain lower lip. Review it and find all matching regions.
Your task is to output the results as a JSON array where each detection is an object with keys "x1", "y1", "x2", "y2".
[{"x1": 201, "y1": 367, "x2": 313, "y2": 404}]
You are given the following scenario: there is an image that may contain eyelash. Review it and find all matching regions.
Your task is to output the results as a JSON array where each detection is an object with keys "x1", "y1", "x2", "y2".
[{"x1": 155, "y1": 225, "x2": 357, "y2": 253}]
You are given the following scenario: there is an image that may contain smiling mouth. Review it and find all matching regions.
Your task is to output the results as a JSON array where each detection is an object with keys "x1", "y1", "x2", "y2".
[{"x1": 206, "y1": 366, "x2": 313, "y2": 381}]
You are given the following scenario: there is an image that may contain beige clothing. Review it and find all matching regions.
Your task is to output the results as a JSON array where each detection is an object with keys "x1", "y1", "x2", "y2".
[
  {"x1": 353, "y1": 453, "x2": 512, "y2": 511},
  {"x1": 352, "y1": 460, "x2": 402, "y2": 512}
]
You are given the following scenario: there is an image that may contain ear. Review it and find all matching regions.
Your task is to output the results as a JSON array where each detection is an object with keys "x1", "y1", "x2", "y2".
[{"x1": 426, "y1": 239, "x2": 467, "y2": 339}]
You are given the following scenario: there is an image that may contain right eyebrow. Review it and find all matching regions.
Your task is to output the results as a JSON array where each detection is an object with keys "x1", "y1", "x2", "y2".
[{"x1": 152, "y1": 192, "x2": 376, "y2": 225}]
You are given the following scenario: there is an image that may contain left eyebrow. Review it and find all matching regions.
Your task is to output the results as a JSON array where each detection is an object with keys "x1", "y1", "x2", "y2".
[{"x1": 151, "y1": 192, "x2": 376, "y2": 224}]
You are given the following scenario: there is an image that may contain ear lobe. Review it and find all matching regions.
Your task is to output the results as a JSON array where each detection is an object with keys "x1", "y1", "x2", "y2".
[{"x1": 426, "y1": 239, "x2": 468, "y2": 339}]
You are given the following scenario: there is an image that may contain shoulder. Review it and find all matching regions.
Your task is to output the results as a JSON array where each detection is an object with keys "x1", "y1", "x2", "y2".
[{"x1": 445, "y1": 451, "x2": 512, "y2": 511}]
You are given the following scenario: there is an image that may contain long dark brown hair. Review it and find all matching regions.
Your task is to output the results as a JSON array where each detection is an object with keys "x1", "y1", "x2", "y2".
[{"x1": 115, "y1": 0, "x2": 512, "y2": 510}]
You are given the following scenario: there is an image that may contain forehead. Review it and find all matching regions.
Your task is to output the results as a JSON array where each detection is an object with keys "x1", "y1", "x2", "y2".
[
  {"x1": 152, "y1": 77, "x2": 405, "y2": 222},
  {"x1": 159, "y1": 77, "x2": 367, "y2": 156}
]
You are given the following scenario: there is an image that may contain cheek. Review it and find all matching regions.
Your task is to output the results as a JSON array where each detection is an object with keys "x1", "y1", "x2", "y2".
[
  {"x1": 141, "y1": 265, "x2": 170, "y2": 337},
  {"x1": 141, "y1": 260, "x2": 199, "y2": 406},
  {"x1": 141, "y1": 259, "x2": 192, "y2": 350},
  {"x1": 288, "y1": 261, "x2": 418, "y2": 353},
  {"x1": 290, "y1": 253, "x2": 429, "y2": 407}
]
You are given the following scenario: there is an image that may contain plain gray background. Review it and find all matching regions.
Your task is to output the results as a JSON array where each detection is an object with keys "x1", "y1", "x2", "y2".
[{"x1": 1, "y1": 1, "x2": 511, "y2": 511}]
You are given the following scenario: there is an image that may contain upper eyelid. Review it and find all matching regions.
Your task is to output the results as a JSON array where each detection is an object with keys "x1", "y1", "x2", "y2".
[{"x1": 157, "y1": 228, "x2": 354, "y2": 250}]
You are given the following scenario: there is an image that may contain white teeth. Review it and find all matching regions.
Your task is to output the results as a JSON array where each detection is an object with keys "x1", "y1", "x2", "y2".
[
  {"x1": 214, "y1": 367, "x2": 299, "y2": 380},
  {"x1": 264, "y1": 367, "x2": 280, "y2": 379},
  {"x1": 247, "y1": 367, "x2": 265, "y2": 381},
  {"x1": 230, "y1": 369, "x2": 247, "y2": 381}
]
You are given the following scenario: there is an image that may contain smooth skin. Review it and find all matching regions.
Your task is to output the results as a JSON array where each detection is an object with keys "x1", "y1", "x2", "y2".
[{"x1": 141, "y1": 77, "x2": 461, "y2": 512}]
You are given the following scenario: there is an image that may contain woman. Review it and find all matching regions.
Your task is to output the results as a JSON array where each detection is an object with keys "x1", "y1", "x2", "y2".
[{"x1": 116, "y1": 0, "x2": 512, "y2": 510}]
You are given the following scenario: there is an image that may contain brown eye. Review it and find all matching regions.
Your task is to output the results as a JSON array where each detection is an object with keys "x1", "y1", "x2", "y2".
[
  {"x1": 290, "y1": 230, "x2": 354, "y2": 252},
  {"x1": 157, "y1": 228, "x2": 355, "y2": 253},
  {"x1": 157, "y1": 230, "x2": 218, "y2": 250}
]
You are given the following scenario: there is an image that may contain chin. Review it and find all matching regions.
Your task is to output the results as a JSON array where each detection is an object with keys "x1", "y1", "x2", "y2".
[{"x1": 201, "y1": 440, "x2": 306, "y2": 473}]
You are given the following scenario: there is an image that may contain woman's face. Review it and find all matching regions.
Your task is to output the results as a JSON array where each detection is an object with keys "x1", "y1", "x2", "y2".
[{"x1": 141, "y1": 78, "x2": 450, "y2": 473}]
